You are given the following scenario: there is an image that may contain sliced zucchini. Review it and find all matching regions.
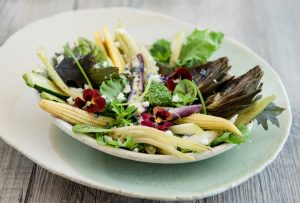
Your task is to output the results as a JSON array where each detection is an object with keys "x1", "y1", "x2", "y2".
[
  {"x1": 23, "y1": 72, "x2": 68, "y2": 99},
  {"x1": 40, "y1": 92, "x2": 67, "y2": 103}
]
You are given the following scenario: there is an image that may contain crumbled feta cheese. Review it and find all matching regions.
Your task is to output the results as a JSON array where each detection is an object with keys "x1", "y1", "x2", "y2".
[
  {"x1": 116, "y1": 92, "x2": 126, "y2": 102},
  {"x1": 123, "y1": 83, "x2": 131, "y2": 93},
  {"x1": 173, "y1": 78, "x2": 181, "y2": 84},
  {"x1": 164, "y1": 130, "x2": 173, "y2": 136},
  {"x1": 131, "y1": 101, "x2": 148, "y2": 115},
  {"x1": 56, "y1": 55, "x2": 64, "y2": 64},
  {"x1": 114, "y1": 41, "x2": 120, "y2": 47},
  {"x1": 150, "y1": 74, "x2": 162, "y2": 83},
  {"x1": 131, "y1": 56, "x2": 140, "y2": 67},
  {"x1": 104, "y1": 135, "x2": 113, "y2": 143},
  {"x1": 172, "y1": 94, "x2": 182, "y2": 102},
  {"x1": 67, "y1": 97, "x2": 75, "y2": 105},
  {"x1": 84, "y1": 84, "x2": 90, "y2": 89},
  {"x1": 183, "y1": 135, "x2": 209, "y2": 145},
  {"x1": 141, "y1": 101, "x2": 150, "y2": 108},
  {"x1": 70, "y1": 87, "x2": 83, "y2": 93}
]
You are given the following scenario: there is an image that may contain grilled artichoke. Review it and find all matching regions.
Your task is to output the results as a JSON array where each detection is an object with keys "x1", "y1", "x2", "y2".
[
  {"x1": 206, "y1": 66, "x2": 263, "y2": 118},
  {"x1": 191, "y1": 57, "x2": 234, "y2": 97}
]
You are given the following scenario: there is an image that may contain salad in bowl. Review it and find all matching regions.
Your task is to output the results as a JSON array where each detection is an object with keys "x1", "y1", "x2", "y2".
[{"x1": 23, "y1": 24, "x2": 284, "y2": 162}]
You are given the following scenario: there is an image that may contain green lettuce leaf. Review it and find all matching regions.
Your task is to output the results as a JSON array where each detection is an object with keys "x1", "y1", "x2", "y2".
[
  {"x1": 150, "y1": 39, "x2": 172, "y2": 63},
  {"x1": 210, "y1": 125, "x2": 250, "y2": 146},
  {"x1": 100, "y1": 77, "x2": 129, "y2": 102},
  {"x1": 178, "y1": 29, "x2": 224, "y2": 68}
]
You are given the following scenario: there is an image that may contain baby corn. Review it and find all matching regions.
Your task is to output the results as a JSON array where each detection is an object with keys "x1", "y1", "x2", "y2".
[
  {"x1": 174, "y1": 113, "x2": 242, "y2": 136},
  {"x1": 39, "y1": 99, "x2": 114, "y2": 127}
]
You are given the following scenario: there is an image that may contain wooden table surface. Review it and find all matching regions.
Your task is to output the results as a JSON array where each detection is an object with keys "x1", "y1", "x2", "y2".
[{"x1": 1, "y1": 0, "x2": 299, "y2": 202}]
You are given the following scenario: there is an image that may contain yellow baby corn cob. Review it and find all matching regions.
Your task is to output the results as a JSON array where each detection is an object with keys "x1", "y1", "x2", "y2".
[
  {"x1": 94, "y1": 31, "x2": 108, "y2": 57},
  {"x1": 39, "y1": 99, "x2": 114, "y2": 127},
  {"x1": 102, "y1": 26, "x2": 126, "y2": 72},
  {"x1": 174, "y1": 113, "x2": 242, "y2": 136}
]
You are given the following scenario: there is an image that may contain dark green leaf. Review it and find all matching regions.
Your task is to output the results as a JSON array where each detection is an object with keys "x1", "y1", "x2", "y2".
[
  {"x1": 150, "y1": 39, "x2": 172, "y2": 63},
  {"x1": 255, "y1": 102, "x2": 285, "y2": 130}
]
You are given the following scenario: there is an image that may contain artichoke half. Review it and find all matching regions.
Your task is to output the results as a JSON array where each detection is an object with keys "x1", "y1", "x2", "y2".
[
  {"x1": 206, "y1": 66, "x2": 263, "y2": 118},
  {"x1": 191, "y1": 57, "x2": 234, "y2": 97}
]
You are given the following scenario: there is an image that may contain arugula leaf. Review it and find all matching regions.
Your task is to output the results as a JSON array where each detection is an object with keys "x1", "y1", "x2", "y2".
[
  {"x1": 150, "y1": 39, "x2": 172, "y2": 63},
  {"x1": 210, "y1": 125, "x2": 250, "y2": 146},
  {"x1": 95, "y1": 133, "x2": 138, "y2": 150},
  {"x1": 173, "y1": 79, "x2": 197, "y2": 106},
  {"x1": 255, "y1": 102, "x2": 285, "y2": 130},
  {"x1": 110, "y1": 102, "x2": 137, "y2": 126},
  {"x1": 178, "y1": 29, "x2": 224, "y2": 68},
  {"x1": 100, "y1": 77, "x2": 129, "y2": 102}
]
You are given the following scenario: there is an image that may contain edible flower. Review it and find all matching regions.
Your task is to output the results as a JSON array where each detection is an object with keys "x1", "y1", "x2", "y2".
[
  {"x1": 74, "y1": 89, "x2": 106, "y2": 113},
  {"x1": 141, "y1": 107, "x2": 172, "y2": 131},
  {"x1": 166, "y1": 67, "x2": 192, "y2": 91}
]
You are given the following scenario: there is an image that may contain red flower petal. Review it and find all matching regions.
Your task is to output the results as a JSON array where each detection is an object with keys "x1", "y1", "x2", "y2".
[
  {"x1": 167, "y1": 68, "x2": 193, "y2": 91},
  {"x1": 153, "y1": 107, "x2": 172, "y2": 121},
  {"x1": 157, "y1": 121, "x2": 172, "y2": 131},
  {"x1": 86, "y1": 104, "x2": 98, "y2": 113},
  {"x1": 92, "y1": 96, "x2": 106, "y2": 112},
  {"x1": 166, "y1": 80, "x2": 177, "y2": 92},
  {"x1": 142, "y1": 113, "x2": 153, "y2": 121},
  {"x1": 83, "y1": 89, "x2": 95, "y2": 101},
  {"x1": 74, "y1": 97, "x2": 86, "y2": 109},
  {"x1": 141, "y1": 120, "x2": 156, "y2": 128},
  {"x1": 174, "y1": 67, "x2": 192, "y2": 80}
]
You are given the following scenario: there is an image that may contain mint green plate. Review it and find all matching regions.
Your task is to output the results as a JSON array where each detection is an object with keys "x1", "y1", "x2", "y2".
[{"x1": 0, "y1": 8, "x2": 291, "y2": 200}]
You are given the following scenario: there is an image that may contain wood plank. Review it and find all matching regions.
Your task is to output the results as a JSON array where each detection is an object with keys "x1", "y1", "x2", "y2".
[
  {"x1": 0, "y1": 140, "x2": 34, "y2": 203},
  {"x1": 0, "y1": 0, "x2": 299, "y2": 202}
]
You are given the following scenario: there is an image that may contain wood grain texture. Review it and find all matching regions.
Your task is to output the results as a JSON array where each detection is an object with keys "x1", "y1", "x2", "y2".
[{"x1": 0, "y1": 0, "x2": 299, "y2": 202}]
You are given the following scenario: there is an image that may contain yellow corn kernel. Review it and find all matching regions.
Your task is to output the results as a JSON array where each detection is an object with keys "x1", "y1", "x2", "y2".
[
  {"x1": 174, "y1": 113, "x2": 242, "y2": 136},
  {"x1": 39, "y1": 99, "x2": 114, "y2": 127}
]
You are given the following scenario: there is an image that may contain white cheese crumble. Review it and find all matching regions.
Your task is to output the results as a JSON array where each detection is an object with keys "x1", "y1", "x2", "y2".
[
  {"x1": 104, "y1": 135, "x2": 113, "y2": 143},
  {"x1": 131, "y1": 56, "x2": 140, "y2": 67},
  {"x1": 116, "y1": 92, "x2": 126, "y2": 102},
  {"x1": 70, "y1": 87, "x2": 83, "y2": 93},
  {"x1": 131, "y1": 101, "x2": 149, "y2": 115},
  {"x1": 123, "y1": 83, "x2": 131, "y2": 93},
  {"x1": 172, "y1": 94, "x2": 182, "y2": 102},
  {"x1": 164, "y1": 130, "x2": 174, "y2": 136},
  {"x1": 67, "y1": 97, "x2": 75, "y2": 105},
  {"x1": 56, "y1": 55, "x2": 64, "y2": 64}
]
